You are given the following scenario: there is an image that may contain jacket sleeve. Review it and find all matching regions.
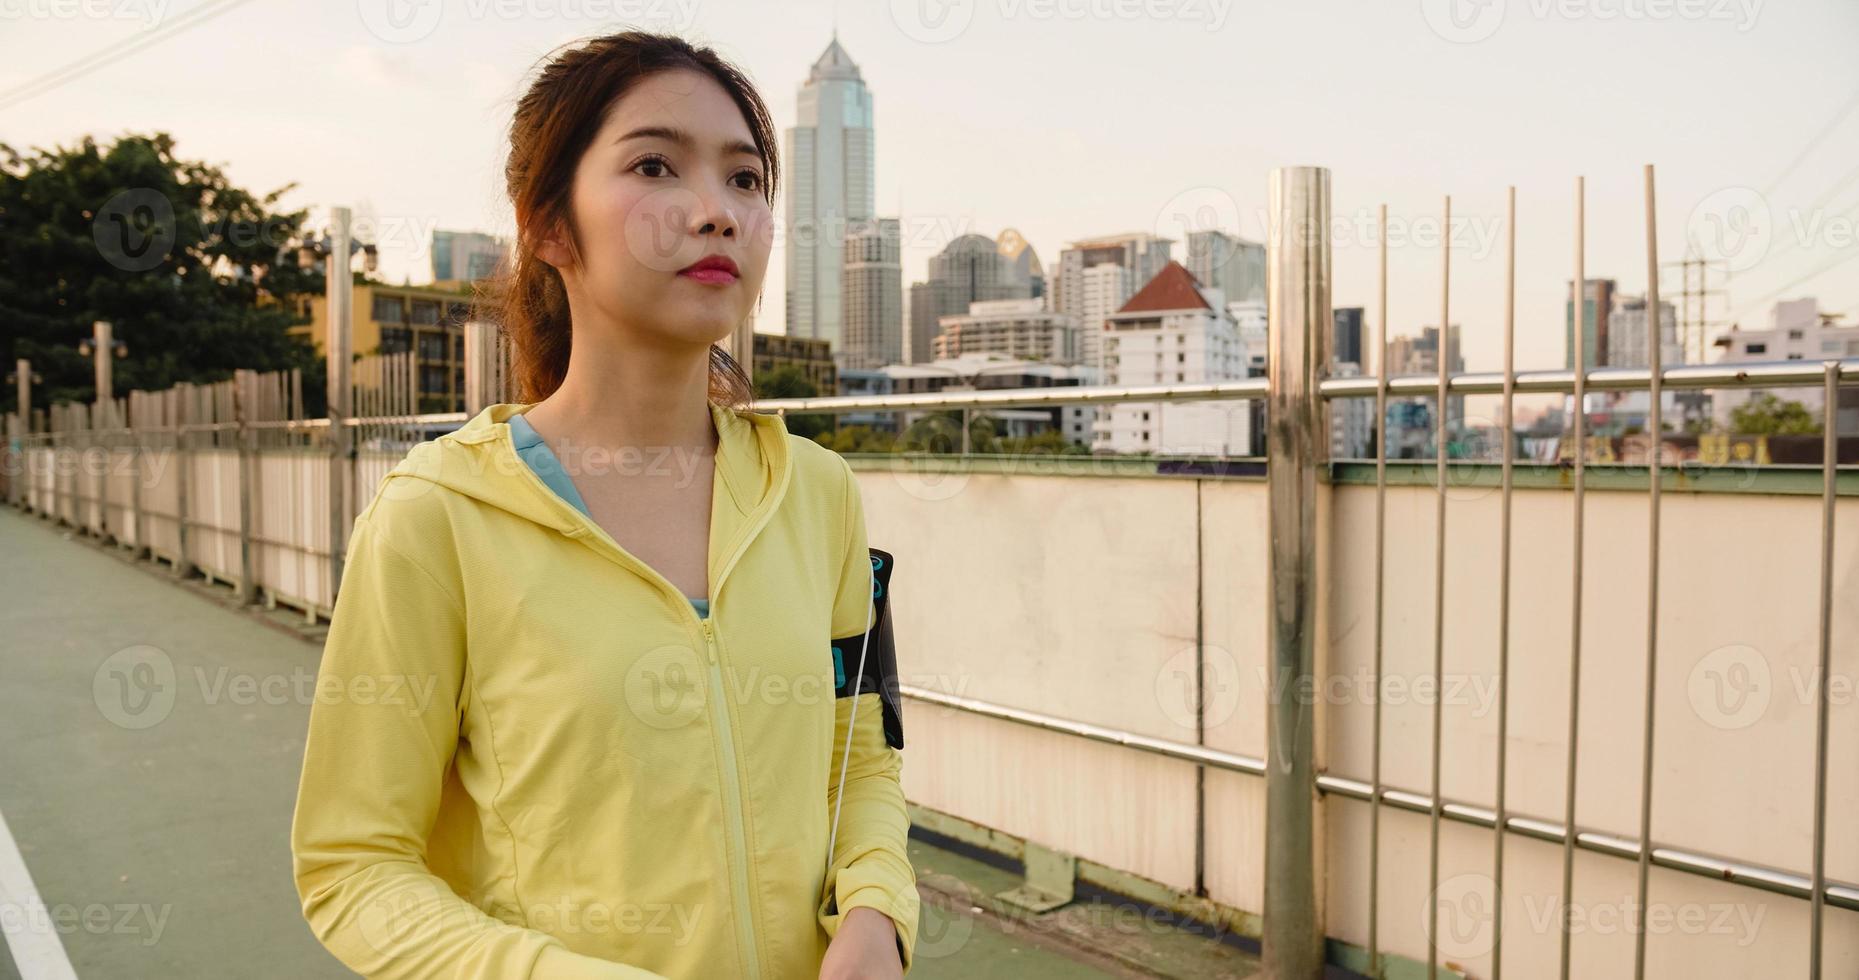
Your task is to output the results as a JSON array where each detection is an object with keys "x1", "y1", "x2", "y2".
[
  {"x1": 819, "y1": 457, "x2": 921, "y2": 973},
  {"x1": 290, "y1": 510, "x2": 665, "y2": 980}
]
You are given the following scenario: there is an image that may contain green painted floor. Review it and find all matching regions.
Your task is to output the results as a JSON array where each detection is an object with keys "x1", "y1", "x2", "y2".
[{"x1": 0, "y1": 507, "x2": 1255, "y2": 978}]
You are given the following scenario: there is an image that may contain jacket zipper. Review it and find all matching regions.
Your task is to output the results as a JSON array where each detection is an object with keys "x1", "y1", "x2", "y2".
[
  {"x1": 700, "y1": 616, "x2": 763, "y2": 980},
  {"x1": 499, "y1": 417, "x2": 782, "y2": 978}
]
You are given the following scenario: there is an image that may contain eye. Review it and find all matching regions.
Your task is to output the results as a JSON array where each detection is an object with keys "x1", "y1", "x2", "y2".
[
  {"x1": 731, "y1": 168, "x2": 764, "y2": 192},
  {"x1": 630, "y1": 153, "x2": 673, "y2": 178}
]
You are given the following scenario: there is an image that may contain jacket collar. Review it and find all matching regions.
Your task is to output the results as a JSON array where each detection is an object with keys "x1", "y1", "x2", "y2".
[{"x1": 393, "y1": 400, "x2": 793, "y2": 600}]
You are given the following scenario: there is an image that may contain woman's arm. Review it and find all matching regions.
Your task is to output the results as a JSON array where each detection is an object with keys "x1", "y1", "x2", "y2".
[
  {"x1": 290, "y1": 510, "x2": 663, "y2": 980},
  {"x1": 819, "y1": 456, "x2": 921, "y2": 973}
]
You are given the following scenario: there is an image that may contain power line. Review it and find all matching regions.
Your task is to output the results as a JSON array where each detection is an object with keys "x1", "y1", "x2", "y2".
[
  {"x1": 1762, "y1": 79, "x2": 1859, "y2": 198},
  {"x1": 1730, "y1": 247, "x2": 1859, "y2": 322},
  {"x1": 0, "y1": 0, "x2": 258, "y2": 111}
]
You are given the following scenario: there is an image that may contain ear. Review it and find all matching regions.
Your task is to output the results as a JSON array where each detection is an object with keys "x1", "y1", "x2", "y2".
[{"x1": 533, "y1": 217, "x2": 573, "y2": 270}]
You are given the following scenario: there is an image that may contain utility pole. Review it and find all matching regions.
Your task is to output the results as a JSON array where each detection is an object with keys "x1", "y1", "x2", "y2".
[{"x1": 1662, "y1": 255, "x2": 1727, "y2": 429}]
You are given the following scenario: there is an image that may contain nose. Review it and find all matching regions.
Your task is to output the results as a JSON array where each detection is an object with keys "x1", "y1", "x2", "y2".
[{"x1": 688, "y1": 177, "x2": 738, "y2": 240}]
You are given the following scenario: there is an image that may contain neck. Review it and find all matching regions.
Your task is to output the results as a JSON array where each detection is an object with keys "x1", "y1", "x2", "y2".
[{"x1": 527, "y1": 321, "x2": 718, "y2": 458}]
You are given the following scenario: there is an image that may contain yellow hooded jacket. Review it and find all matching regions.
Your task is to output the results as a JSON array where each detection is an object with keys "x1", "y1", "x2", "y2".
[{"x1": 290, "y1": 401, "x2": 919, "y2": 978}]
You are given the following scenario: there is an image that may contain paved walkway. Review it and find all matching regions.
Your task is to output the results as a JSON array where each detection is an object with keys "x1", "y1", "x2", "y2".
[{"x1": 0, "y1": 507, "x2": 1253, "y2": 978}]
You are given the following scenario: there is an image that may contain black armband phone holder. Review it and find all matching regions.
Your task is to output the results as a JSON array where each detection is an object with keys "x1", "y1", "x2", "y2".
[{"x1": 830, "y1": 547, "x2": 903, "y2": 750}]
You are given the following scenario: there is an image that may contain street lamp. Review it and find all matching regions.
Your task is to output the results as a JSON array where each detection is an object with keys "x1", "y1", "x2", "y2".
[{"x1": 288, "y1": 227, "x2": 378, "y2": 274}]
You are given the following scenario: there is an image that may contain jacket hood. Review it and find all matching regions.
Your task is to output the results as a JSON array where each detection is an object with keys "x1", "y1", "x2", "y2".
[{"x1": 378, "y1": 401, "x2": 794, "y2": 589}]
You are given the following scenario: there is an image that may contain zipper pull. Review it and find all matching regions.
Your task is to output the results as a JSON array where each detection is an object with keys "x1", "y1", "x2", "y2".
[{"x1": 700, "y1": 619, "x2": 717, "y2": 663}]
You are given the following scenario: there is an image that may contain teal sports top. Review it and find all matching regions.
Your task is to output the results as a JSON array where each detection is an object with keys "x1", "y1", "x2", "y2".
[{"x1": 508, "y1": 412, "x2": 710, "y2": 619}]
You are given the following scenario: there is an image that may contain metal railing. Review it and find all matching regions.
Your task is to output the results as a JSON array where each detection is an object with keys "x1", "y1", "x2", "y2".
[{"x1": 3, "y1": 167, "x2": 1855, "y2": 979}]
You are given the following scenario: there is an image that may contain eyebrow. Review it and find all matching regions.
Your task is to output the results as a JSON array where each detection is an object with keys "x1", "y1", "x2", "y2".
[{"x1": 614, "y1": 125, "x2": 761, "y2": 161}]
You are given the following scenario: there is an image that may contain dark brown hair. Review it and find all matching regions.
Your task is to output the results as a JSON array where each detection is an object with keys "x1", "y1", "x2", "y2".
[{"x1": 484, "y1": 31, "x2": 772, "y2": 406}]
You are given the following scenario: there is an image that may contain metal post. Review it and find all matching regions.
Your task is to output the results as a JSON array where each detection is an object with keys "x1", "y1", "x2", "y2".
[
  {"x1": 235, "y1": 370, "x2": 257, "y2": 605},
  {"x1": 327, "y1": 207, "x2": 353, "y2": 593},
  {"x1": 93, "y1": 321, "x2": 113, "y2": 542},
  {"x1": 1263, "y1": 165, "x2": 1329, "y2": 980},
  {"x1": 463, "y1": 319, "x2": 500, "y2": 414}
]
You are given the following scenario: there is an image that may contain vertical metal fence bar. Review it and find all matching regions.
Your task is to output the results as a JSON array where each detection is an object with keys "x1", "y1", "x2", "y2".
[
  {"x1": 1368, "y1": 200, "x2": 1389, "y2": 978},
  {"x1": 1810, "y1": 361, "x2": 1836, "y2": 979},
  {"x1": 1493, "y1": 184, "x2": 1517, "y2": 980},
  {"x1": 1560, "y1": 175, "x2": 1589, "y2": 980},
  {"x1": 327, "y1": 206, "x2": 353, "y2": 594},
  {"x1": 1263, "y1": 165, "x2": 1329, "y2": 980},
  {"x1": 1633, "y1": 163, "x2": 1664, "y2": 980},
  {"x1": 1427, "y1": 194, "x2": 1452, "y2": 980}
]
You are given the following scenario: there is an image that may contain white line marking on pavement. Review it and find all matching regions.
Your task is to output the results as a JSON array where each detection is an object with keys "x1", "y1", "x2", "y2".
[{"x1": 0, "y1": 807, "x2": 78, "y2": 980}]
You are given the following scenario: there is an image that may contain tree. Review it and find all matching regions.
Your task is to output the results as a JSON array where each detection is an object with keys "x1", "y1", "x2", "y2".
[
  {"x1": 752, "y1": 364, "x2": 830, "y2": 439},
  {"x1": 1730, "y1": 393, "x2": 1820, "y2": 436},
  {"x1": 1, "y1": 132, "x2": 323, "y2": 416}
]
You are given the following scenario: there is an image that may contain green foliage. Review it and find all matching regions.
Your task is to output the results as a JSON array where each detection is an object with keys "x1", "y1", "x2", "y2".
[
  {"x1": 1730, "y1": 393, "x2": 1821, "y2": 436},
  {"x1": 752, "y1": 363, "x2": 831, "y2": 439},
  {"x1": 1, "y1": 132, "x2": 323, "y2": 415}
]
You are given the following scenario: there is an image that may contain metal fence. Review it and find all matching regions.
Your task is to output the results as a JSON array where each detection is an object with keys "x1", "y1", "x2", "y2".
[{"x1": 2, "y1": 167, "x2": 1854, "y2": 979}]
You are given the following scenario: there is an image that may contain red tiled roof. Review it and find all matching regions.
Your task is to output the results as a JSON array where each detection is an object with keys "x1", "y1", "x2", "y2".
[{"x1": 1117, "y1": 261, "x2": 1210, "y2": 314}]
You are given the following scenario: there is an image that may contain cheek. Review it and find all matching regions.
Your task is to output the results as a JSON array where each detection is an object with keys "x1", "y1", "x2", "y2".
[{"x1": 574, "y1": 175, "x2": 663, "y2": 275}]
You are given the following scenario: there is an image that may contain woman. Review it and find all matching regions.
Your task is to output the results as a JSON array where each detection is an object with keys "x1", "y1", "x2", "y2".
[{"x1": 289, "y1": 31, "x2": 917, "y2": 979}]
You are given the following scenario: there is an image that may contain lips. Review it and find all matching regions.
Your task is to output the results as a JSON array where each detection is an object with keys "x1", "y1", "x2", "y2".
[{"x1": 678, "y1": 254, "x2": 739, "y2": 284}]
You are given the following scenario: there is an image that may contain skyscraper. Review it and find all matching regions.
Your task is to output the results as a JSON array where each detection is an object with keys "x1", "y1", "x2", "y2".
[
  {"x1": 1052, "y1": 233, "x2": 1173, "y2": 377},
  {"x1": 1185, "y1": 230, "x2": 1264, "y2": 308},
  {"x1": 907, "y1": 234, "x2": 1034, "y2": 365},
  {"x1": 840, "y1": 218, "x2": 902, "y2": 370},
  {"x1": 784, "y1": 34, "x2": 874, "y2": 355},
  {"x1": 1565, "y1": 278, "x2": 1616, "y2": 371}
]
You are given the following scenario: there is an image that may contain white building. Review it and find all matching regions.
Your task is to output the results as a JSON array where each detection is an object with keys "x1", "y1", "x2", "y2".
[
  {"x1": 1712, "y1": 297, "x2": 1859, "y2": 428},
  {"x1": 1093, "y1": 262, "x2": 1248, "y2": 455},
  {"x1": 1608, "y1": 294, "x2": 1683, "y2": 369},
  {"x1": 1052, "y1": 233, "x2": 1172, "y2": 376},
  {"x1": 1227, "y1": 299, "x2": 1268, "y2": 378},
  {"x1": 784, "y1": 35, "x2": 875, "y2": 355},
  {"x1": 841, "y1": 217, "x2": 902, "y2": 370},
  {"x1": 933, "y1": 298, "x2": 1079, "y2": 364}
]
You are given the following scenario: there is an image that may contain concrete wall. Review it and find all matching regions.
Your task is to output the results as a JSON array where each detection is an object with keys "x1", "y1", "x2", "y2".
[{"x1": 854, "y1": 462, "x2": 1858, "y2": 978}]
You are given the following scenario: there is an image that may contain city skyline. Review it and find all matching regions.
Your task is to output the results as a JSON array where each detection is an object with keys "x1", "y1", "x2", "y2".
[{"x1": 4, "y1": 1, "x2": 1856, "y2": 376}]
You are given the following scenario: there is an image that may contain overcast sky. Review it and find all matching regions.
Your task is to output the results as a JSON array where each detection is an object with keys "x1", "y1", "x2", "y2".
[{"x1": 4, "y1": 0, "x2": 1857, "y2": 371}]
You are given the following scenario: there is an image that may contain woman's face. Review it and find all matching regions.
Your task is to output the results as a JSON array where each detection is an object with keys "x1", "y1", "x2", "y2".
[{"x1": 543, "y1": 68, "x2": 775, "y2": 348}]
